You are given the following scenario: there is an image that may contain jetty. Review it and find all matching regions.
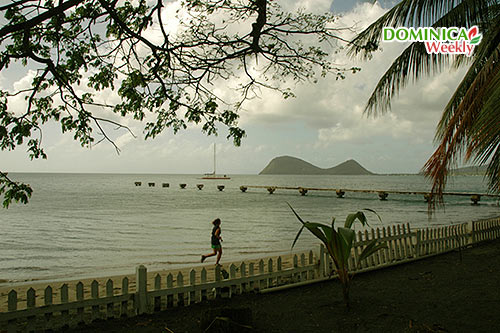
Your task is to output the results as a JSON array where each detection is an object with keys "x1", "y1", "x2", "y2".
[{"x1": 239, "y1": 185, "x2": 500, "y2": 204}]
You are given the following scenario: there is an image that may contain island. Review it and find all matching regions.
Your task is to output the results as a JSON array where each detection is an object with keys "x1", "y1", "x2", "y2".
[{"x1": 259, "y1": 156, "x2": 374, "y2": 175}]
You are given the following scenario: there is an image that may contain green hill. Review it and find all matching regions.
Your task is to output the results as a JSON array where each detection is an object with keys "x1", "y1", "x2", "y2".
[{"x1": 259, "y1": 156, "x2": 374, "y2": 175}]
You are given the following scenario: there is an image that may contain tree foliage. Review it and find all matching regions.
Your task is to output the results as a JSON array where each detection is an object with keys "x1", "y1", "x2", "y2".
[
  {"x1": 0, "y1": 0, "x2": 357, "y2": 207},
  {"x1": 348, "y1": 0, "x2": 500, "y2": 204}
]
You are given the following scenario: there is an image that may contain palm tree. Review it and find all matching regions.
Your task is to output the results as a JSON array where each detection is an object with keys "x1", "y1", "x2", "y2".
[{"x1": 348, "y1": 0, "x2": 500, "y2": 203}]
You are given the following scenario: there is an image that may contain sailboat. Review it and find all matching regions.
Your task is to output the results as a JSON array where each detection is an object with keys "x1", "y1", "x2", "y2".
[{"x1": 202, "y1": 143, "x2": 231, "y2": 180}]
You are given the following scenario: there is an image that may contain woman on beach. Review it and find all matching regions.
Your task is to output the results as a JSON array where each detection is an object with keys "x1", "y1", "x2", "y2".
[{"x1": 201, "y1": 218, "x2": 223, "y2": 265}]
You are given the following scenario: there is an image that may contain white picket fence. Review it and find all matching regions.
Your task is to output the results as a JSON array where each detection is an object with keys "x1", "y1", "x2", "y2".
[{"x1": 1, "y1": 217, "x2": 499, "y2": 332}]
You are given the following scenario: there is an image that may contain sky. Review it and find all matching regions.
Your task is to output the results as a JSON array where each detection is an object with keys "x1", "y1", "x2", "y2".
[{"x1": 1, "y1": 0, "x2": 470, "y2": 175}]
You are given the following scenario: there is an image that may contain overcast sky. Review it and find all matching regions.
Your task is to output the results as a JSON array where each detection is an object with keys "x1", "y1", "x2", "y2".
[{"x1": 1, "y1": 0, "x2": 469, "y2": 175}]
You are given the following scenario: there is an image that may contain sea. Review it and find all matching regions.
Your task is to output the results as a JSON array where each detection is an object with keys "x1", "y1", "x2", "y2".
[{"x1": 1, "y1": 173, "x2": 499, "y2": 285}]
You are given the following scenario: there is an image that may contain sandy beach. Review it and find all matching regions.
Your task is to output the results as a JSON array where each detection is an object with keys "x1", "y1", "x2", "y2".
[
  {"x1": 0, "y1": 251, "x2": 311, "y2": 313},
  {"x1": 63, "y1": 238, "x2": 500, "y2": 332}
]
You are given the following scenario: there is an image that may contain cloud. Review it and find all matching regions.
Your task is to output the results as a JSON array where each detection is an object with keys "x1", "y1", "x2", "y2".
[{"x1": 1, "y1": 0, "x2": 472, "y2": 175}]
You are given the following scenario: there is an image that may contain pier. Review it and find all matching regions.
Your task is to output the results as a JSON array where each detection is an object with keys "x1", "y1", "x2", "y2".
[{"x1": 239, "y1": 185, "x2": 500, "y2": 204}]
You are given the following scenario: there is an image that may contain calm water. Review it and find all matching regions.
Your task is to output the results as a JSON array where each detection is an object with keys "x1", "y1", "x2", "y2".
[{"x1": 1, "y1": 173, "x2": 499, "y2": 284}]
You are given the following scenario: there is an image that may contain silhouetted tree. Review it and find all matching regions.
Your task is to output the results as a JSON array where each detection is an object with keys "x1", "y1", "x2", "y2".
[{"x1": 0, "y1": 0, "x2": 357, "y2": 207}]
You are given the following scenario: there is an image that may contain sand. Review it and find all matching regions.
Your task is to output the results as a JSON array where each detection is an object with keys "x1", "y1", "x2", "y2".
[{"x1": 0, "y1": 251, "x2": 312, "y2": 312}]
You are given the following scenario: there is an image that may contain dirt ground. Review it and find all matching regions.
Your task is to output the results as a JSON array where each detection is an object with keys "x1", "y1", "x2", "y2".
[{"x1": 64, "y1": 239, "x2": 500, "y2": 333}]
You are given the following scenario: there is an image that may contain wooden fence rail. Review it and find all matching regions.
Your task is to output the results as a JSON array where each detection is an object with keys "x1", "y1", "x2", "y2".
[{"x1": 1, "y1": 217, "x2": 500, "y2": 332}]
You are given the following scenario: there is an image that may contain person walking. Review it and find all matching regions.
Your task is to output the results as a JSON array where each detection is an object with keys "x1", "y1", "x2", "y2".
[{"x1": 201, "y1": 218, "x2": 223, "y2": 265}]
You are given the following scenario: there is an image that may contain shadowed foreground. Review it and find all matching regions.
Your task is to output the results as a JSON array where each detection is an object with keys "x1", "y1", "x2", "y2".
[{"x1": 65, "y1": 239, "x2": 500, "y2": 332}]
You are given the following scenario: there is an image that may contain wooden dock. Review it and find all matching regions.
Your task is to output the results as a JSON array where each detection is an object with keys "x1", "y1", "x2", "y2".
[{"x1": 239, "y1": 185, "x2": 500, "y2": 204}]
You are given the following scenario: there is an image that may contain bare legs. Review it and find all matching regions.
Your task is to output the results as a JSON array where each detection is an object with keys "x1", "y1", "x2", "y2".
[
  {"x1": 201, "y1": 247, "x2": 222, "y2": 264},
  {"x1": 215, "y1": 248, "x2": 222, "y2": 265}
]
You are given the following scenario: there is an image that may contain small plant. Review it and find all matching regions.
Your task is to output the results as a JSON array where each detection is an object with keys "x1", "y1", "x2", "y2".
[{"x1": 289, "y1": 203, "x2": 387, "y2": 308}]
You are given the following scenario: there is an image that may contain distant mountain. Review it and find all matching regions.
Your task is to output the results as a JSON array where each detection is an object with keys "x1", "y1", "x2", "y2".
[{"x1": 259, "y1": 156, "x2": 374, "y2": 175}]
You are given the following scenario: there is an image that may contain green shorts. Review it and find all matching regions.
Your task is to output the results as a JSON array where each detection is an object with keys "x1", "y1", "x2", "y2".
[{"x1": 211, "y1": 244, "x2": 221, "y2": 249}]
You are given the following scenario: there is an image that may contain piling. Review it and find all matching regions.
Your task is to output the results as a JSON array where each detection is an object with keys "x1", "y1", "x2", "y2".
[
  {"x1": 378, "y1": 192, "x2": 388, "y2": 201},
  {"x1": 471, "y1": 194, "x2": 481, "y2": 205}
]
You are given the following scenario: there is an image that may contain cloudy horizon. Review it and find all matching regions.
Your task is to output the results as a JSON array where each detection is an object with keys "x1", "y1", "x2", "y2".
[{"x1": 1, "y1": 0, "x2": 473, "y2": 175}]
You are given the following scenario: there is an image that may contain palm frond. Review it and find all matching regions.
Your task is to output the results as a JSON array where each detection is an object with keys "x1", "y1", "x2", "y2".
[
  {"x1": 364, "y1": 42, "x2": 447, "y2": 115},
  {"x1": 466, "y1": 68, "x2": 500, "y2": 191},
  {"x1": 423, "y1": 44, "x2": 500, "y2": 200},
  {"x1": 349, "y1": 0, "x2": 495, "y2": 59},
  {"x1": 359, "y1": 0, "x2": 498, "y2": 116},
  {"x1": 438, "y1": 17, "x2": 500, "y2": 134}
]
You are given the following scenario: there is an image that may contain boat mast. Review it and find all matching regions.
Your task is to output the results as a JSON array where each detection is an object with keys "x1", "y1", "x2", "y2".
[{"x1": 213, "y1": 143, "x2": 216, "y2": 176}]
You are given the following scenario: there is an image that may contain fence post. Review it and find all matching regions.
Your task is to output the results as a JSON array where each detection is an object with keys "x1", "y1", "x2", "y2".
[
  {"x1": 189, "y1": 269, "x2": 197, "y2": 305},
  {"x1": 249, "y1": 263, "x2": 255, "y2": 291},
  {"x1": 215, "y1": 265, "x2": 222, "y2": 297},
  {"x1": 44, "y1": 285, "x2": 53, "y2": 329},
  {"x1": 106, "y1": 279, "x2": 114, "y2": 319},
  {"x1": 121, "y1": 277, "x2": 129, "y2": 316},
  {"x1": 319, "y1": 244, "x2": 326, "y2": 277},
  {"x1": 200, "y1": 269, "x2": 207, "y2": 301},
  {"x1": 308, "y1": 251, "x2": 314, "y2": 280},
  {"x1": 240, "y1": 262, "x2": 247, "y2": 292},
  {"x1": 268, "y1": 259, "x2": 274, "y2": 288},
  {"x1": 26, "y1": 288, "x2": 36, "y2": 332},
  {"x1": 60, "y1": 284, "x2": 69, "y2": 328},
  {"x1": 7, "y1": 290, "x2": 17, "y2": 333},
  {"x1": 415, "y1": 230, "x2": 421, "y2": 257},
  {"x1": 177, "y1": 272, "x2": 185, "y2": 306},
  {"x1": 135, "y1": 265, "x2": 148, "y2": 315},
  {"x1": 91, "y1": 280, "x2": 100, "y2": 321},
  {"x1": 154, "y1": 274, "x2": 162, "y2": 311},
  {"x1": 230, "y1": 264, "x2": 237, "y2": 295}
]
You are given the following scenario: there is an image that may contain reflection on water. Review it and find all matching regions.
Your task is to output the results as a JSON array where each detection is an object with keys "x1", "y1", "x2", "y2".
[{"x1": 0, "y1": 173, "x2": 498, "y2": 283}]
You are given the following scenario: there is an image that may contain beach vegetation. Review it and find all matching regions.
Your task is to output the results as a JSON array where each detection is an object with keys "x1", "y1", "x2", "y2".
[
  {"x1": 0, "y1": 0, "x2": 359, "y2": 207},
  {"x1": 348, "y1": 0, "x2": 500, "y2": 203},
  {"x1": 288, "y1": 203, "x2": 387, "y2": 308}
]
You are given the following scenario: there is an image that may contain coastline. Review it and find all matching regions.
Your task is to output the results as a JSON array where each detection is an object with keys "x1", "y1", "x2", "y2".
[
  {"x1": 0, "y1": 251, "x2": 308, "y2": 313},
  {"x1": 64, "y1": 237, "x2": 500, "y2": 332},
  {"x1": 2, "y1": 173, "x2": 499, "y2": 284}
]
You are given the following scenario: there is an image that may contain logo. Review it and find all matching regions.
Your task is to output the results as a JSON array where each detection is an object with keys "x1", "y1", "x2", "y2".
[{"x1": 382, "y1": 26, "x2": 482, "y2": 57}]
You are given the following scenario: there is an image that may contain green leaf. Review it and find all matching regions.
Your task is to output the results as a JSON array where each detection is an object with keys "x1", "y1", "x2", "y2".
[
  {"x1": 291, "y1": 225, "x2": 305, "y2": 250},
  {"x1": 329, "y1": 229, "x2": 346, "y2": 271},
  {"x1": 288, "y1": 203, "x2": 329, "y2": 246},
  {"x1": 337, "y1": 227, "x2": 355, "y2": 261},
  {"x1": 359, "y1": 240, "x2": 387, "y2": 264},
  {"x1": 344, "y1": 211, "x2": 367, "y2": 228},
  {"x1": 286, "y1": 202, "x2": 306, "y2": 225},
  {"x1": 362, "y1": 208, "x2": 382, "y2": 224},
  {"x1": 303, "y1": 222, "x2": 329, "y2": 245}
]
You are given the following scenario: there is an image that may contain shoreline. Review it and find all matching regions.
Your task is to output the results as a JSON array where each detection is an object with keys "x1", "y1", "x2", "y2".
[
  {"x1": 2, "y1": 217, "x2": 499, "y2": 331},
  {"x1": 0, "y1": 246, "x2": 314, "y2": 287},
  {"x1": 0, "y1": 250, "x2": 313, "y2": 313},
  {"x1": 65, "y1": 237, "x2": 500, "y2": 332},
  {"x1": 3, "y1": 213, "x2": 500, "y2": 290}
]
